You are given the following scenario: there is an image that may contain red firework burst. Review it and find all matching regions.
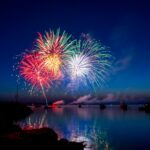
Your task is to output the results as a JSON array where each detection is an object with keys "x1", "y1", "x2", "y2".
[{"x1": 19, "y1": 52, "x2": 51, "y2": 89}]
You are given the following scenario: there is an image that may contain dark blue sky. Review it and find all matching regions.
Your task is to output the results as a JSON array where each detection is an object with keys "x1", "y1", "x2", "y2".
[{"x1": 0, "y1": 0, "x2": 150, "y2": 97}]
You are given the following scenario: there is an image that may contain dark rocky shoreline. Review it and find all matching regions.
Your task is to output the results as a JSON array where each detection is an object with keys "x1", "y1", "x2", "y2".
[
  {"x1": 0, "y1": 102, "x2": 84, "y2": 149},
  {"x1": 1, "y1": 128, "x2": 84, "y2": 149}
]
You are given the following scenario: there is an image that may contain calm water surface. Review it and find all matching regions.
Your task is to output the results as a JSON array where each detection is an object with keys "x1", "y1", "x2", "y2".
[{"x1": 18, "y1": 106, "x2": 150, "y2": 150}]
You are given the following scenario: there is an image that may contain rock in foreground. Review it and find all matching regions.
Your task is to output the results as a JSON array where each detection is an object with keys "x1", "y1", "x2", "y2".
[{"x1": 0, "y1": 128, "x2": 84, "y2": 150}]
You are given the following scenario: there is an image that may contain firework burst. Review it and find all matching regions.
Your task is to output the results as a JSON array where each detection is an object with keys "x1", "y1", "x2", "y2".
[
  {"x1": 19, "y1": 52, "x2": 53, "y2": 106},
  {"x1": 66, "y1": 34, "x2": 112, "y2": 91},
  {"x1": 18, "y1": 29, "x2": 76, "y2": 106},
  {"x1": 35, "y1": 29, "x2": 75, "y2": 77},
  {"x1": 19, "y1": 52, "x2": 50, "y2": 88},
  {"x1": 16, "y1": 29, "x2": 113, "y2": 105}
]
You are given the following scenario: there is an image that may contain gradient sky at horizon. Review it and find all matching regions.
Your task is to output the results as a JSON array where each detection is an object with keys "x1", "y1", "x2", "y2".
[{"x1": 0, "y1": 0, "x2": 150, "y2": 98}]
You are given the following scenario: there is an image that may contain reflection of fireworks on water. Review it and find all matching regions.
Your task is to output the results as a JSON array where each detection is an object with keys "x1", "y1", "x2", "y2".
[
  {"x1": 18, "y1": 107, "x2": 113, "y2": 150},
  {"x1": 19, "y1": 110, "x2": 48, "y2": 130},
  {"x1": 18, "y1": 109, "x2": 64, "y2": 139},
  {"x1": 66, "y1": 34, "x2": 112, "y2": 91},
  {"x1": 69, "y1": 121, "x2": 112, "y2": 150}
]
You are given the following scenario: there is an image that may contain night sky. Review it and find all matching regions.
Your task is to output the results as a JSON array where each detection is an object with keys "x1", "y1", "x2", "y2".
[{"x1": 0, "y1": 0, "x2": 150, "y2": 99}]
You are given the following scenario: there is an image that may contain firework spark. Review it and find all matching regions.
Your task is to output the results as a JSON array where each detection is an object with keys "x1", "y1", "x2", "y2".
[
  {"x1": 18, "y1": 29, "x2": 75, "y2": 105},
  {"x1": 43, "y1": 54, "x2": 62, "y2": 76},
  {"x1": 19, "y1": 52, "x2": 52, "y2": 106},
  {"x1": 17, "y1": 30, "x2": 113, "y2": 104},
  {"x1": 19, "y1": 52, "x2": 50, "y2": 88},
  {"x1": 35, "y1": 29, "x2": 75, "y2": 77},
  {"x1": 66, "y1": 34, "x2": 112, "y2": 91}
]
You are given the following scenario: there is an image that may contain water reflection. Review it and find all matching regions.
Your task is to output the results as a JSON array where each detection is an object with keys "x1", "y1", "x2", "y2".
[
  {"x1": 18, "y1": 106, "x2": 150, "y2": 150},
  {"x1": 19, "y1": 109, "x2": 48, "y2": 130},
  {"x1": 19, "y1": 106, "x2": 112, "y2": 149}
]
